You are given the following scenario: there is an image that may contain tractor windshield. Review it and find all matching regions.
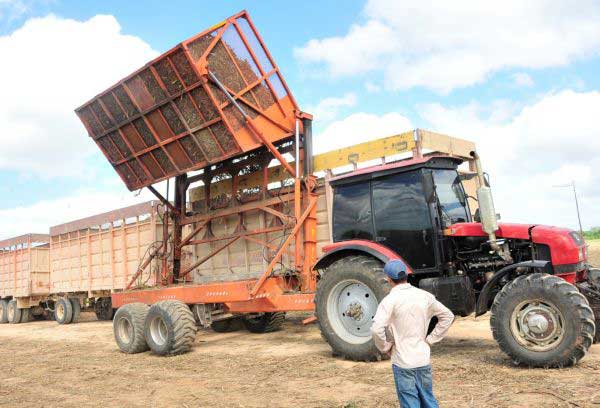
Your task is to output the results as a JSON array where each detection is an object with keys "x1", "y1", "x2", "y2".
[{"x1": 432, "y1": 169, "x2": 470, "y2": 227}]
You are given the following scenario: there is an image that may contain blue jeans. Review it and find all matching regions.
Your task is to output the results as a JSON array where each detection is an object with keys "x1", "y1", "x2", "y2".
[{"x1": 392, "y1": 364, "x2": 439, "y2": 408}]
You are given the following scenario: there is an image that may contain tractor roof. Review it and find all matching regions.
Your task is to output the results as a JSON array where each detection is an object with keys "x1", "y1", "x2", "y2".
[{"x1": 328, "y1": 155, "x2": 463, "y2": 186}]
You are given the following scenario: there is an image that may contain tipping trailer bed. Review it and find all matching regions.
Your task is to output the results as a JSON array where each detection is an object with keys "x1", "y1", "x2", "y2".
[{"x1": 76, "y1": 10, "x2": 299, "y2": 192}]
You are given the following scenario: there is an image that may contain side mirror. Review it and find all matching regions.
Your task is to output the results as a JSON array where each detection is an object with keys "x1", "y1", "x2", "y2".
[{"x1": 423, "y1": 172, "x2": 436, "y2": 203}]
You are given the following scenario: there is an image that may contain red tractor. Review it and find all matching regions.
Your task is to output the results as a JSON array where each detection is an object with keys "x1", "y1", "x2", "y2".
[{"x1": 313, "y1": 152, "x2": 599, "y2": 367}]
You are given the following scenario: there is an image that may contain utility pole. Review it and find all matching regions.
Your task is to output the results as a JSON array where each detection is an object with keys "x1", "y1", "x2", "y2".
[{"x1": 553, "y1": 181, "x2": 584, "y2": 236}]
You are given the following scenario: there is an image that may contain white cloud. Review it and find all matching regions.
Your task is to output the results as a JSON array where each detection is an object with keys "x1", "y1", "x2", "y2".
[
  {"x1": 0, "y1": 188, "x2": 155, "y2": 237},
  {"x1": 0, "y1": 14, "x2": 157, "y2": 177},
  {"x1": 420, "y1": 90, "x2": 600, "y2": 229},
  {"x1": 295, "y1": 0, "x2": 600, "y2": 93},
  {"x1": 306, "y1": 93, "x2": 357, "y2": 122},
  {"x1": 365, "y1": 81, "x2": 381, "y2": 93},
  {"x1": 314, "y1": 112, "x2": 412, "y2": 154},
  {"x1": 512, "y1": 72, "x2": 534, "y2": 87}
]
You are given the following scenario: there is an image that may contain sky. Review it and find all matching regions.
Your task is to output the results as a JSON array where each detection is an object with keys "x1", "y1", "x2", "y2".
[{"x1": 1, "y1": 0, "x2": 600, "y2": 238}]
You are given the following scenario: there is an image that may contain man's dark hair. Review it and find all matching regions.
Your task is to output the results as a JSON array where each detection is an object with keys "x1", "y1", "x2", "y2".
[{"x1": 391, "y1": 276, "x2": 408, "y2": 284}]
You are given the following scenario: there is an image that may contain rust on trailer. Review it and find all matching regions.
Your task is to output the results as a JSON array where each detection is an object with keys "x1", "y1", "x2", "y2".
[{"x1": 75, "y1": 10, "x2": 300, "y2": 191}]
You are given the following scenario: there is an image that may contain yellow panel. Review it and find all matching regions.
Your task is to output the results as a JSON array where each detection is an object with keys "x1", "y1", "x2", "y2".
[
  {"x1": 419, "y1": 129, "x2": 475, "y2": 159},
  {"x1": 313, "y1": 131, "x2": 415, "y2": 172}
]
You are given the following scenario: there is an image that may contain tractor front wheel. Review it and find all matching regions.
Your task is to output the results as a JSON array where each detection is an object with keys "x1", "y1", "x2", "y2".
[
  {"x1": 315, "y1": 255, "x2": 390, "y2": 361},
  {"x1": 490, "y1": 273, "x2": 595, "y2": 368}
]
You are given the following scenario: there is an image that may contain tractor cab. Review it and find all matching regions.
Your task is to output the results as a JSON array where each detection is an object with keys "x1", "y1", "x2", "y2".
[{"x1": 329, "y1": 156, "x2": 469, "y2": 274}]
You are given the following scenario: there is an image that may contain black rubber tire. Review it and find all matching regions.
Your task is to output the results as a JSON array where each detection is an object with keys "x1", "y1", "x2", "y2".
[
  {"x1": 113, "y1": 303, "x2": 150, "y2": 354},
  {"x1": 315, "y1": 255, "x2": 390, "y2": 361},
  {"x1": 211, "y1": 318, "x2": 243, "y2": 333},
  {"x1": 70, "y1": 298, "x2": 81, "y2": 323},
  {"x1": 20, "y1": 308, "x2": 30, "y2": 324},
  {"x1": 144, "y1": 301, "x2": 197, "y2": 356},
  {"x1": 242, "y1": 313, "x2": 285, "y2": 333},
  {"x1": 95, "y1": 297, "x2": 114, "y2": 321},
  {"x1": 0, "y1": 300, "x2": 8, "y2": 324},
  {"x1": 490, "y1": 273, "x2": 595, "y2": 368},
  {"x1": 586, "y1": 268, "x2": 600, "y2": 343},
  {"x1": 55, "y1": 298, "x2": 74, "y2": 325},
  {"x1": 8, "y1": 300, "x2": 22, "y2": 324}
]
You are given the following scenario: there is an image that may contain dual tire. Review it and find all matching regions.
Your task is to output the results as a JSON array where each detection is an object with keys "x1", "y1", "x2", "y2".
[
  {"x1": 2, "y1": 300, "x2": 31, "y2": 324},
  {"x1": 54, "y1": 298, "x2": 81, "y2": 325},
  {"x1": 114, "y1": 300, "x2": 197, "y2": 356}
]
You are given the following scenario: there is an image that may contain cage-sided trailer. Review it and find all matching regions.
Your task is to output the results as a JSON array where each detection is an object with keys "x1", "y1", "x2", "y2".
[{"x1": 0, "y1": 202, "x2": 164, "y2": 324}]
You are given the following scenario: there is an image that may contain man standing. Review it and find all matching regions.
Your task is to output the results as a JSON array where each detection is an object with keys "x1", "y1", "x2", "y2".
[{"x1": 371, "y1": 259, "x2": 454, "y2": 408}]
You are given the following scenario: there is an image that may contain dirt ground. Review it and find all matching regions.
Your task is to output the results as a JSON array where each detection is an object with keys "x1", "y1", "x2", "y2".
[
  {"x1": 0, "y1": 244, "x2": 598, "y2": 408},
  {"x1": 0, "y1": 312, "x2": 598, "y2": 408}
]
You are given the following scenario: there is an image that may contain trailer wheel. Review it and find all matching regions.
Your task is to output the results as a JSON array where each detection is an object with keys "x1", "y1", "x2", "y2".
[
  {"x1": 144, "y1": 301, "x2": 197, "y2": 356},
  {"x1": 491, "y1": 273, "x2": 595, "y2": 368},
  {"x1": 7, "y1": 300, "x2": 22, "y2": 324},
  {"x1": 95, "y1": 297, "x2": 114, "y2": 321},
  {"x1": 20, "y1": 308, "x2": 30, "y2": 323},
  {"x1": 0, "y1": 300, "x2": 8, "y2": 324},
  {"x1": 211, "y1": 318, "x2": 243, "y2": 333},
  {"x1": 242, "y1": 313, "x2": 285, "y2": 333},
  {"x1": 315, "y1": 255, "x2": 390, "y2": 361},
  {"x1": 55, "y1": 298, "x2": 73, "y2": 325},
  {"x1": 113, "y1": 303, "x2": 150, "y2": 354},
  {"x1": 70, "y1": 298, "x2": 81, "y2": 323}
]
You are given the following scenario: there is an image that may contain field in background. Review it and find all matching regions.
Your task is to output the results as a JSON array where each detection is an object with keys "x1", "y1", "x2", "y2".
[
  {"x1": 0, "y1": 313, "x2": 599, "y2": 407},
  {"x1": 588, "y1": 239, "x2": 600, "y2": 266}
]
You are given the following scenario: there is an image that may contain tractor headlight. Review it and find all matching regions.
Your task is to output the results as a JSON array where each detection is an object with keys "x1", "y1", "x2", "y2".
[{"x1": 569, "y1": 231, "x2": 585, "y2": 246}]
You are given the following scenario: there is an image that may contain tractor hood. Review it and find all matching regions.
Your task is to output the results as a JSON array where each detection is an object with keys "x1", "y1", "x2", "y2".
[{"x1": 446, "y1": 222, "x2": 587, "y2": 268}]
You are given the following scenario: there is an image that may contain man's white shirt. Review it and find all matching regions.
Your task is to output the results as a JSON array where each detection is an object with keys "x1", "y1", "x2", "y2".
[{"x1": 371, "y1": 283, "x2": 454, "y2": 369}]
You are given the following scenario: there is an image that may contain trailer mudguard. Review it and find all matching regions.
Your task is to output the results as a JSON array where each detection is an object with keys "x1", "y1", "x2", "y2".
[
  {"x1": 314, "y1": 239, "x2": 412, "y2": 272},
  {"x1": 475, "y1": 260, "x2": 550, "y2": 316}
]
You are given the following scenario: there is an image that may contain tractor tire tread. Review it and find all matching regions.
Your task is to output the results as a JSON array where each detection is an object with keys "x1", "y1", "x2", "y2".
[{"x1": 491, "y1": 273, "x2": 594, "y2": 368}]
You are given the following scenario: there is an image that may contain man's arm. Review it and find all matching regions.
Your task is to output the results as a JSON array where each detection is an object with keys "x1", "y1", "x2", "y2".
[
  {"x1": 425, "y1": 298, "x2": 454, "y2": 345},
  {"x1": 371, "y1": 299, "x2": 393, "y2": 353}
]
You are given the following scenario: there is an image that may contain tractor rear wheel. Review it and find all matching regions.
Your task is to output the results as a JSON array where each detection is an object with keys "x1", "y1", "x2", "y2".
[
  {"x1": 55, "y1": 298, "x2": 73, "y2": 325},
  {"x1": 7, "y1": 300, "x2": 22, "y2": 324},
  {"x1": 0, "y1": 300, "x2": 8, "y2": 324},
  {"x1": 211, "y1": 318, "x2": 243, "y2": 333},
  {"x1": 315, "y1": 255, "x2": 390, "y2": 361},
  {"x1": 144, "y1": 301, "x2": 197, "y2": 356},
  {"x1": 491, "y1": 273, "x2": 595, "y2": 368},
  {"x1": 113, "y1": 303, "x2": 150, "y2": 354}
]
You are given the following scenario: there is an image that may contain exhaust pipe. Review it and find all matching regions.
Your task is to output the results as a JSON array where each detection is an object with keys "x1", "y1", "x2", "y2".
[{"x1": 470, "y1": 151, "x2": 501, "y2": 254}]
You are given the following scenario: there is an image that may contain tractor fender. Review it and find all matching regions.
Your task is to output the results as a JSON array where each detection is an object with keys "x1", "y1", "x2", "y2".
[
  {"x1": 475, "y1": 260, "x2": 550, "y2": 316},
  {"x1": 313, "y1": 240, "x2": 412, "y2": 273}
]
